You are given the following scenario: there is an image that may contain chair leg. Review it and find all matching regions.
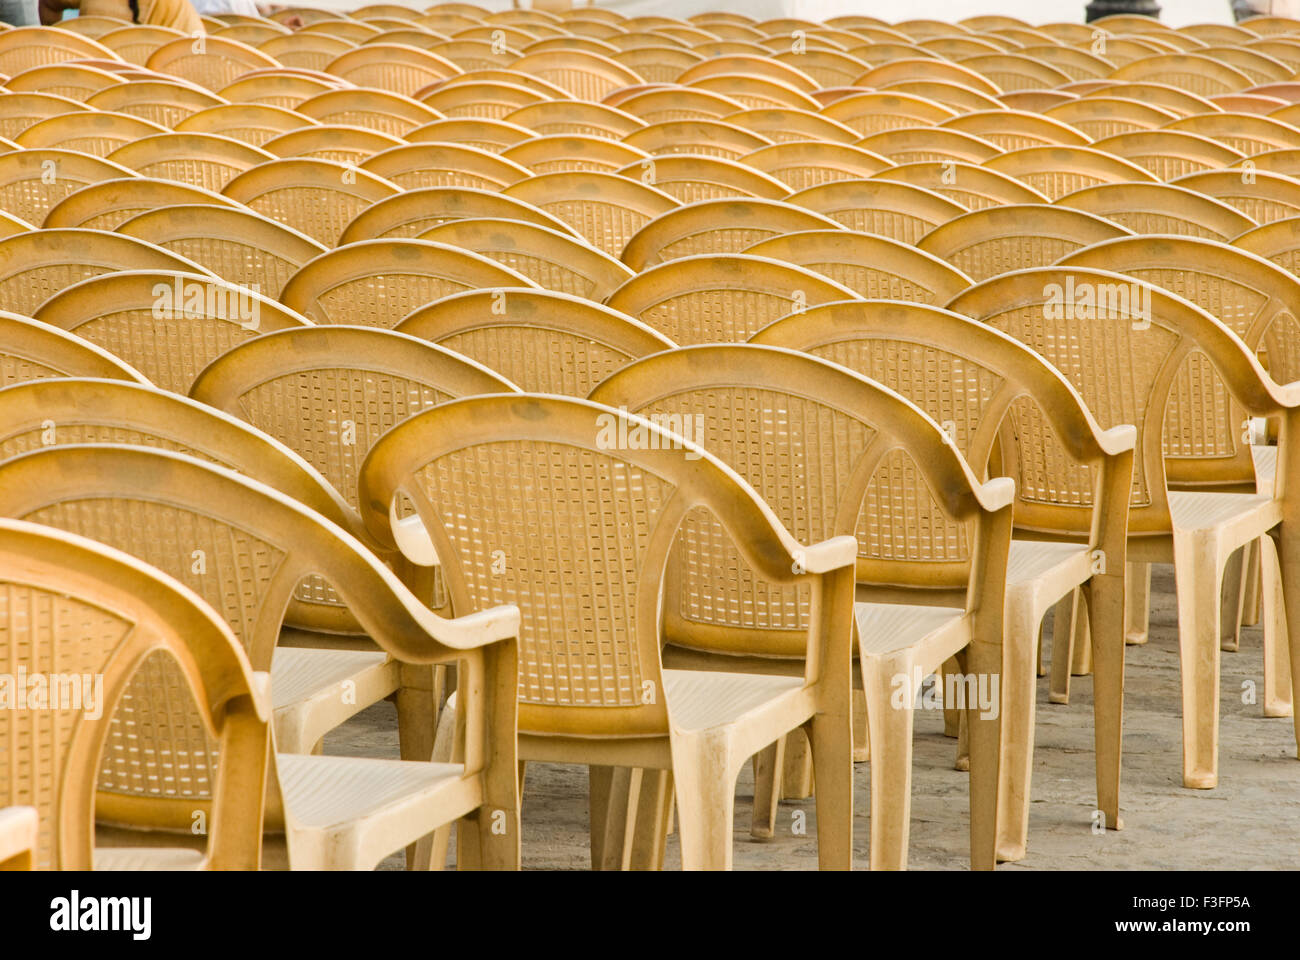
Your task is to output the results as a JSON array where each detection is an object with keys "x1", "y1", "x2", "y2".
[
  {"x1": 1277, "y1": 528, "x2": 1300, "y2": 760},
  {"x1": 1069, "y1": 592, "x2": 1092, "y2": 677},
  {"x1": 1242, "y1": 538, "x2": 1262, "y2": 628},
  {"x1": 806, "y1": 710, "x2": 853, "y2": 871},
  {"x1": 862, "y1": 653, "x2": 915, "y2": 870},
  {"x1": 995, "y1": 598, "x2": 1041, "y2": 863},
  {"x1": 1086, "y1": 571, "x2": 1125, "y2": 835},
  {"x1": 629, "y1": 770, "x2": 673, "y2": 870},
  {"x1": 853, "y1": 685, "x2": 870, "y2": 762},
  {"x1": 780, "y1": 729, "x2": 813, "y2": 799},
  {"x1": 412, "y1": 689, "x2": 459, "y2": 870},
  {"x1": 1260, "y1": 535, "x2": 1293, "y2": 718},
  {"x1": 1126, "y1": 562, "x2": 1150, "y2": 645},
  {"x1": 940, "y1": 656, "x2": 962, "y2": 738},
  {"x1": 1221, "y1": 546, "x2": 1245, "y2": 652},
  {"x1": 750, "y1": 739, "x2": 785, "y2": 840},
  {"x1": 670, "y1": 734, "x2": 737, "y2": 871},
  {"x1": 1049, "y1": 591, "x2": 1077, "y2": 704},
  {"x1": 1173, "y1": 533, "x2": 1224, "y2": 789}
]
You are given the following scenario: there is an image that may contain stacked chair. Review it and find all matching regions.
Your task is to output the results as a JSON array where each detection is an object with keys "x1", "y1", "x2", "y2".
[{"x1": 2, "y1": 4, "x2": 1300, "y2": 873}]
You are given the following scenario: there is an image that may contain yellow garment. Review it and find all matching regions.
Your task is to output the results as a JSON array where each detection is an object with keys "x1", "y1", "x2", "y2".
[{"x1": 81, "y1": 0, "x2": 202, "y2": 33}]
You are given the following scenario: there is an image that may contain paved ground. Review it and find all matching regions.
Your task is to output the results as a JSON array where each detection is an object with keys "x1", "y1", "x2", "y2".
[{"x1": 330, "y1": 563, "x2": 1300, "y2": 870}]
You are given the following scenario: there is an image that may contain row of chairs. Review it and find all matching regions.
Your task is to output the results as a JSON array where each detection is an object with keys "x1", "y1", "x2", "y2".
[{"x1": 2, "y1": 10, "x2": 1300, "y2": 871}]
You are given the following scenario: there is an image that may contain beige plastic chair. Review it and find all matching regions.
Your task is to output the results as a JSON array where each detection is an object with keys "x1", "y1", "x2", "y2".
[
  {"x1": 396, "y1": 287, "x2": 672, "y2": 395},
  {"x1": 299, "y1": 18, "x2": 383, "y2": 43},
  {"x1": 605, "y1": 252, "x2": 860, "y2": 344},
  {"x1": 1244, "y1": 147, "x2": 1300, "y2": 179},
  {"x1": 1045, "y1": 97, "x2": 1179, "y2": 139},
  {"x1": 105, "y1": 132, "x2": 274, "y2": 193},
  {"x1": 0, "y1": 92, "x2": 90, "y2": 141},
  {"x1": 176, "y1": 102, "x2": 321, "y2": 147},
  {"x1": 870, "y1": 80, "x2": 1001, "y2": 115},
  {"x1": 1163, "y1": 111, "x2": 1300, "y2": 156},
  {"x1": 741, "y1": 139, "x2": 889, "y2": 190},
  {"x1": 423, "y1": 39, "x2": 522, "y2": 73},
  {"x1": 613, "y1": 153, "x2": 789, "y2": 203},
  {"x1": 403, "y1": 116, "x2": 537, "y2": 153},
  {"x1": 358, "y1": 141, "x2": 529, "y2": 191},
  {"x1": 96, "y1": 23, "x2": 187, "y2": 65},
  {"x1": 501, "y1": 171, "x2": 678, "y2": 258},
  {"x1": 1081, "y1": 81, "x2": 1220, "y2": 117},
  {"x1": 261, "y1": 32, "x2": 359, "y2": 74},
  {"x1": 0, "y1": 25, "x2": 117, "y2": 75},
  {"x1": 949, "y1": 266, "x2": 1300, "y2": 790},
  {"x1": 324, "y1": 43, "x2": 459, "y2": 97},
  {"x1": 615, "y1": 86, "x2": 745, "y2": 124},
  {"x1": 1233, "y1": 214, "x2": 1300, "y2": 276},
  {"x1": 1055, "y1": 182, "x2": 1258, "y2": 239},
  {"x1": 939, "y1": 109, "x2": 1090, "y2": 152},
  {"x1": 11, "y1": 110, "x2": 165, "y2": 158},
  {"x1": 84, "y1": 79, "x2": 225, "y2": 127},
  {"x1": 787, "y1": 179, "x2": 968, "y2": 245},
  {"x1": 33, "y1": 269, "x2": 308, "y2": 393},
  {"x1": 722, "y1": 107, "x2": 860, "y2": 145},
  {"x1": 421, "y1": 80, "x2": 546, "y2": 120},
  {"x1": 503, "y1": 98, "x2": 644, "y2": 138},
  {"x1": 43, "y1": 177, "x2": 240, "y2": 231},
  {"x1": 917, "y1": 205, "x2": 1133, "y2": 283},
  {"x1": 685, "y1": 75, "x2": 820, "y2": 114},
  {"x1": 856, "y1": 127, "x2": 1001, "y2": 166},
  {"x1": 294, "y1": 87, "x2": 442, "y2": 137},
  {"x1": 621, "y1": 118, "x2": 772, "y2": 160},
  {"x1": 752, "y1": 302, "x2": 1135, "y2": 861},
  {"x1": 117, "y1": 203, "x2": 327, "y2": 297},
  {"x1": 620, "y1": 197, "x2": 843, "y2": 270},
  {"x1": 0, "y1": 444, "x2": 522, "y2": 871},
  {"x1": 254, "y1": 118, "x2": 402, "y2": 162},
  {"x1": 1089, "y1": 129, "x2": 1245, "y2": 180},
  {"x1": 3, "y1": 61, "x2": 124, "y2": 101},
  {"x1": 1172, "y1": 168, "x2": 1300, "y2": 224},
  {"x1": 0, "y1": 311, "x2": 148, "y2": 387},
  {"x1": 358, "y1": 392, "x2": 857, "y2": 870},
  {"x1": 584, "y1": 343, "x2": 1017, "y2": 870},
  {"x1": 216, "y1": 22, "x2": 292, "y2": 47},
  {"x1": 871, "y1": 161, "x2": 1050, "y2": 211},
  {"x1": 0, "y1": 516, "x2": 270, "y2": 870},
  {"x1": 221, "y1": 157, "x2": 401, "y2": 246},
  {"x1": 416, "y1": 218, "x2": 633, "y2": 300},
  {"x1": 1111, "y1": 53, "x2": 1253, "y2": 97},
  {"x1": 426, "y1": 69, "x2": 570, "y2": 101},
  {"x1": 677, "y1": 53, "x2": 817, "y2": 92},
  {"x1": 339, "y1": 185, "x2": 581, "y2": 243},
  {"x1": 0, "y1": 149, "x2": 136, "y2": 226},
  {"x1": 983, "y1": 145, "x2": 1159, "y2": 201},
  {"x1": 279, "y1": 238, "x2": 535, "y2": 328},
  {"x1": 500, "y1": 133, "x2": 648, "y2": 173},
  {"x1": 821, "y1": 91, "x2": 956, "y2": 138},
  {"x1": 508, "y1": 49, "x2": 642, "y2": 101},
  {"x1": 146, "y1": 35, "x2": 280, "y2": 91},
  {"x1": 0, "y1": 229, "x2": 211, "y2": 317},
  {"x1": 742, "y1": 229, "x2": 973, "y2": 303}
]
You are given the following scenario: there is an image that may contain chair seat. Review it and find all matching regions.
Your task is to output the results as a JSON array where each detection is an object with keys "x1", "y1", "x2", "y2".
[
  {"x1": 269, "y1": 648, "x2": 400, "y2": 754},
  {"x1": 277, "y1": 754, "x2": 467, "y2": 831},
  {"x1": 663, "y1": 669, "x2": 804, "y2": 733},
  {"x1": 854, "y1": 601, "x2": 966, "y2": 658},
  {"x1": 1007, "y1": 539, "x2": 1091, "y2": 587},
  {"x1": 270, "y1": 648, "x2": 391, "y2": 709},
  {"x1": 1168, "y1": 489, "x2": 1276, "y2": 533},
  {"x1": 94, "y1": 847, "x2": 206, "y2": 870}
]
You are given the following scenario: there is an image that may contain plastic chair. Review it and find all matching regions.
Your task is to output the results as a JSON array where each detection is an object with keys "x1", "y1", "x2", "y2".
[
  {"x1": 1089, "y1": 129, "x2": 1245, "y2": 180},
  {"x1": 1111, "y1": 53, "x2": 1253, "y2": 96},
  {"x1": 1163, "y1": 111, "x2": 1300, "y2": 156},
  {"x1": 0, "y1": 444, "x2": 522, "y2": 871},
  {"x1": 146, "y1": 35, "x2": 280, "y2": 91},
  {"x1": 86, "y1": 79, "x2": 226, "y2": 126},
  {"x1": 1082, "y1": 80, "x2": 1220, "y2": 117},
  {"x1": 257, "y1": 32, "x2": 356, "y2": 73},
  {"x1": 117, "y1": 203, "x2": 327, "y2": 297},
  {"x1": 176, "y1": 102, "x2": 321, "y2": 147},
  {"x1": 43, "y1": 177, "x2": 240, "y2": 231},
  {"x1": 295, "y1": 87, "x2": 443, "y2": 137},
  {"x1": 742, "y1": 229, "x2": 973, "y2": 303},
  {"x1": 620, "y1": 197, "x2": 843, "y2": 270},
  {"x1": 508, "y1": 49, "x2": 642, "y2": 101},
  {"x1": 917, "y1": 205, "x2": 1133, "y2": 283},
  {"x1": 1045, "y1": 96, "x2": 1179, "y2": 139},
  {"x1": 604, "y1": 252, "x2": 860, "y2": 344},
  {"x1": 1234, "y1": 213, "x2": 1300, "y2": 277},
  {"x1": 787, "y1": 179, "x2": 968, "y2": 245},
  {"x1": 416, "y1": 218, "x2": 633, "y2": 300},
  {"x1": 871, "y1": 161, "x2": 1050, "y2": 211},
  {"x1": 1172, "y1": 168, "x2": 1300, "y2": 223},
  {"x1": 500, "y1": 133, "x2": 646, "y2": 174},
  {"x1": 503, "y1": 98, "x2": 644, "y2": 138},
  {"x1": 741, "y1": 139, "x2": 889, "y2": 190},
  {"x1": 421, "y1": 80, "x2": 546, "y2": 120},
  {"x1": 1056, "y1": 182, "x2": 1258, "y2": 239},
  {"x1": 621, "y1": 118, "x2": 772, "y2": 160},
  {"x1": 106, "y1": 132, "x2": 274, "y2": 192},
  {"x1": 279, "y1": 238, "x2": 535, "y2": 328},
  {"x1": 97, "y1": 24, "x2": 188, "y2": 66},
  {"x1": 501, "y1": 171, "x2": 678, "y2": 257},
  {"x1": 339, "y1": 185, "x2": 581, "y2": 242},
  {"x1": 587, "y1": 342, "x2": 1017, "y2": 870},
  {"x1": 723, "y1": 107, "x2": 859, "y2": 145},
  {"x1": 613, "y1": 153, "x2": 789, "y2": 203},
  {"x1": 983, "y1": 145, "x2": 1160, "y2": 201},
  {"x1": 33, "y1": 269, "x2": 307, "y2": 393},
  {"x1": 219, "y1": 71, "x2": 341, "y2": 109},
  {"x1": 324, "y1": 43, "x2": 459, "y2": 97},
  {"x1": 359, "y1": 142, "x2": 529, "y2": 191},
  {"x1": 396, "y1": 287, "x2": 671, "y2": 394},
  {"x1": 221, "y1": 157, "x2": 401, "y2": 246},
  {"x1": 949, "y1": 266, "x2": 1300, "y2": 790},
  {"x1": 0, "y1": 92, "x2": 90, "y2": 141},
  {"x1": 0, "y1": 149, "x2": 136, "y2": 226},
  {"x1": 0, "y1": 517, "x2": 270, "y2": 870},
  {"x1": 359, "y1": 392, "x2": 859, "y2": 870},
  {"x1": 821, "y1": 91, "x2": 957, "y2": 138},
  {"x1": 0, "y1": 311, "x2": 148, "y2": 386},
  {"x1": 12, "y1": 110, "x2": 165, "y2": 158},
  {"x1": 404, "y1": 116, "x2": 535, "y2": 152},
  {"x1": 939, "y1": 109, "x2": 1090, "y2": 152},
  {"x1": 614, "y1": 86, "x2": 744, "y2": 124}
]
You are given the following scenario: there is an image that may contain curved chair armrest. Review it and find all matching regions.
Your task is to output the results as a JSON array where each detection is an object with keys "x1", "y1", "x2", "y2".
[
  {"x1": 1097, "y1": 424, "x2": 1138, "y2": 458},
  {"x1": 795, "y1": 534, "x2": 861, "y2": 575},
  {"x1": 0, "y1": 807, "x2": 38, "y2": 870}
]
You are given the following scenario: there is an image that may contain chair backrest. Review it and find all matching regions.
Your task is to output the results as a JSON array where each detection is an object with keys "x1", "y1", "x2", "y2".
[
  {"x1": 587, "y1": 343, "x2": 1010, "y2": 643},
  {"x1": 1163, "y1": 111, "x2": 1300, "y2": 156},
  {"x1": 605, "y1": 253, "x2": 861, "y2": 344},
  {"x1": 324, "y1": 43, "x2": 460, "y2": 97},
  {"x1": 1111, "y1": 53, "x2": 1253, "y2": 97},
  {"x1": 279, "y1": 238, "x2": 537, "y2": 328},
  {"x1": 405, "y1": 116, "x2": 536, "y2": 151},
  {"x1": 619, "y1": 197, "x2": 843, "y2": 270},
  {"x1": 146, "y1": 35, "x2": 281, "y2": 91},
  {"x1": 820, "y1": 91, "x2": 957, "y2": 138},
  {"x1": 338, "y1": 185, "x2": 581, "y2": 242},
  {"x1": 723, "y1": 106, "x2": 859, "y2": 144},
  {"x1": 0, "y1": 92, "x2": 90, "y2": 141},
  {"x1": 42, "y1": 177, "x2": 241, "y2": 231},
  {"x1": 219, "y1": 71, "x2": 339, "y2": 109},
  {"x1": 500, "y1": 132, "x2": 649, "y2": 173},
  {"x1": 33, "y1": 269, "x2": 310, "y2": 393},
  {"x1": 0, "y1": 229, "x2": 212, "y2": 317},
  {"x1": 1233, "y1": 214, "x2": 1300, "y2": 277},
  {"x1": 14, "y1": 110, "x2": 168, "y2": 157},
  {"x1": 356, "y1": 393, "x2": 839, "y2": 736},
  {"x1": 86, "y1": 79, "x2": 226, "y2": 127},
  {"x1": 1044, "y1": 96, "x2": 1179, "y2": 139},
  {"x1": 416, "y1": 217, "x2": 634, "y2": 300},
  {"x1": 420, "y1": 79, "x2": 547, "y2": 120},
  {"x1": 117, "y1": 204, "x2": 328, "y2": 297},
  {"x1": 983, "y1": 145, "x2": 1160, "y2": 200},
  {"x1": 621, "y1": 118, "x2": 772, "y2": 160},
  {"x1": 509, "y1": 49, "x2": 643, "y2": 101},
  {"x1": 221, "y1": 157, "x2": 401, "y2": 246},
  {"x1": 175, "y1": 102, "x2": 319, "y2": 146},
  {"x1": 857, "y1": 125, "x2": 1001, "y2": 165},
  {"x1": 98, "y1": 24, "x2": 189, "y2": 67},
  {"x1": 786, "y1": 178, "x2": 968, "y2": 245},
  {"x1": 614, "y1": 152, "x2": 790, "y2": 203},
  {"x1": 359, "y1": 141, "x2": 530, "y2": 190},
  {"x1": 294, "y1": 86, "x2": 443, "y2": 136},
  {"x1": 1171, "y1": 168, "x2": 1300, "y2": 224},
  {"x1": 0, "y1": 149, "x2": 136, "y2": 226},
  {"x1": 106, "y1": 132, "x2": 275, "y2": 192},
  {"x1": 741, "y1": 139, "x2": 889, "y2": 190},
  {"x1": 938, "y1": 108, "x2": 1090, "y2": 151},
  {"x1": 947, "y1": 266, "x2": 1291, "y2": 533},
  {"x1": 396, "y1": 287, "x2": 674, "y2": 394},
  {"x1": 501, "y1": 170, "x2": 678, "y2": 257},
  {"x1": 0, "y1": 313, "x2": 149, "y2": 387},
  {"x1": 1055, "y1": 181, "x2": 1258, "y2": 239},
  {"x1": 0, "y1": 516, "x2": 267, "y2": 869},
  {"x1": 503, "y1": 98, "x2": 645, "y2": 138},
  {"x1": 742, "y1": 229, "x2": 973, "y2": 304},
  {"x1": 1059, "y1": 234, "x2": 1300, "y2": 485},
  {"x1": 870, "y1": 160, "x2": 1050, "y2": 210},
  {"x1": 262, "y1": 123, "x2": 404, "y2": 165},
  {"x1": 0, "y1": 26, "x2": 122, "y2": 75},
  {"x1": 917, "y1": 204, "x2": 1133, "y2": 282},
  {"x1": 616, "y1": 86, "x2": 745, "y2": 124}
]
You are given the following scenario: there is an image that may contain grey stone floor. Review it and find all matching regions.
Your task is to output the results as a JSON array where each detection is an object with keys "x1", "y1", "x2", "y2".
[{"x1": 328, "y1": 563, "x2": 1300, "y2": 870}]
